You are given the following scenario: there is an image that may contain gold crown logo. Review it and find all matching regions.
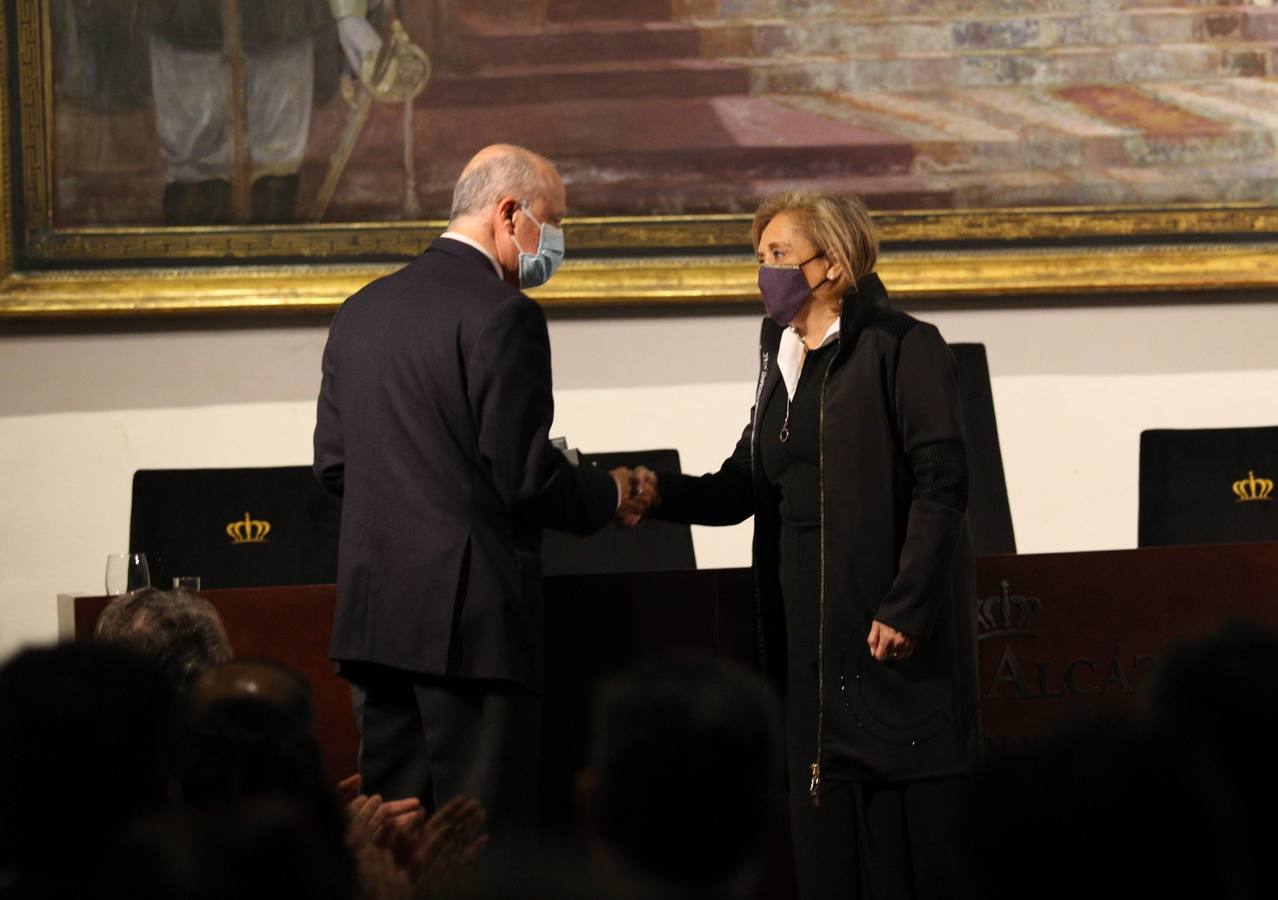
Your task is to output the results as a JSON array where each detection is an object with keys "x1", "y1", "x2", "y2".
[
  {"x1": 976, "y1": 579, "x2": 1042, "y2": 641},
  {"x1": 226, "y1": 512, "x2": 271, "y2": 544},
  {"x1": 1233, "y1": 470, "x2": 1274, "y2": 503}
]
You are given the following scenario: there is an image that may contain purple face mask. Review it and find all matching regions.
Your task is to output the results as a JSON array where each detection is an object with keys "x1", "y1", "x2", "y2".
[{"x1": 758, "y1": 253, "x2": 824, "y2": 326}]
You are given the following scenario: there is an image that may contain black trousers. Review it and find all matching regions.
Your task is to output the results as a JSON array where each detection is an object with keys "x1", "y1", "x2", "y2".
[
  {"x1": 790, "y1": 777, "x2": 968, "y2": 900},
  {"x1": 345, "y1": 663, "x2": 542, "y2": 843}
]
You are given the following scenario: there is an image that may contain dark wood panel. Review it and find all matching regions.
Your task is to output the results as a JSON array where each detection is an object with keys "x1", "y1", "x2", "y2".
[{"x1": 974, "y1": 541, "x2": 1278, "y2": 740}]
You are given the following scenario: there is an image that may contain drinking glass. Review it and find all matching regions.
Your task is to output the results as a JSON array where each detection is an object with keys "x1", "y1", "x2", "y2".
[
  {"x1": 105, "y1": 553, "x2": 150, "y2": 595},
  {"x1": 172, "y1": 575, "x2": 201, "y2": 591}
]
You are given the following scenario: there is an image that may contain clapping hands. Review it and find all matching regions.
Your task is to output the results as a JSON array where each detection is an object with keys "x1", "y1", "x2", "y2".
[
  {"x1": 610, "y1": 466, "x2": 661, "y2": 528},
  {"x1": 389, "y1": 794, "x2": 489, "y2": 889},
  {"x1": 338, "y1": 774, "x2": 489, "y2": 897},
  {"x1": 338, "y1": 773, "x2": 424, "y2": 851}
]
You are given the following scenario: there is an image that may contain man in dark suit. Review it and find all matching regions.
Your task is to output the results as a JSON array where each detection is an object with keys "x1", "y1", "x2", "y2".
[{"x1": 314, "y1": 144, "x2": 640, "y2": 841}]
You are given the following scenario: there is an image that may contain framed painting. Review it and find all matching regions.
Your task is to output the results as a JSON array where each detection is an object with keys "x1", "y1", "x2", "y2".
[{"x1": 4, "y1": 0, "x2": 1278, "y2": 316}]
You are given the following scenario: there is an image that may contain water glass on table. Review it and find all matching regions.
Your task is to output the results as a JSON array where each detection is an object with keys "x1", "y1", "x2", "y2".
[{"x1": 105, "y1": 553, "x2": 150, "y2": 596}]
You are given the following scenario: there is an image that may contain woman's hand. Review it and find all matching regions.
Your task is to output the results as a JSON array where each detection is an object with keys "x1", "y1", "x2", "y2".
[{"x1": 867, "y1": 620, "x2": 915, "y2": 663}]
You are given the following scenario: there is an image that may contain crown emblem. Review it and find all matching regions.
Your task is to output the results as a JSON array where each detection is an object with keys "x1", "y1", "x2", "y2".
[
  {"x1": 1233, "y1": 470, "x2": 1273, "y2": 503},
  {"x1": 976, "y1": 579, "x2": 1041, "y2": 641},
  {"x1": 226, "y1": 512, "x2": 271, "y2": 544}
]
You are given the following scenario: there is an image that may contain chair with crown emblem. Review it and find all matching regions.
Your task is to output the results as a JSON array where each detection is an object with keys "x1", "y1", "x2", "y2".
[
  {"x1": 129, "y1": 467, "x2": 341, "y2": 590},
  {"x1": 1139, "y1": 426, "x2": 1278, "y2": 547}
]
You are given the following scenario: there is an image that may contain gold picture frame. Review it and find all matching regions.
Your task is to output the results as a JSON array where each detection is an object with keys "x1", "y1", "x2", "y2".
[{"x1": 4, "y1": 0, "x2": 1278, "y2": 317}]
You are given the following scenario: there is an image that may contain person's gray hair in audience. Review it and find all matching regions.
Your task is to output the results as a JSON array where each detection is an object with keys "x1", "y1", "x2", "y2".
[{"x1": 95, "y1": 587, "x2": 232, "y2": 686}]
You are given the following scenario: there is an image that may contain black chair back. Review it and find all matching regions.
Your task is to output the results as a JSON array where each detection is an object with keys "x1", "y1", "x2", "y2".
[
  {"x1": 129, "y1": 466, "x2": 341, "y2": 589},
  {"x1": 951, "y1": 343, "x2": 1016, "y2": 555},
  {"x1": 1139, "y1": 426, "x2": 1278, "y2": 547}
]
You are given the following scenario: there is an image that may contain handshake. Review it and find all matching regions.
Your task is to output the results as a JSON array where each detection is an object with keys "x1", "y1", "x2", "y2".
[{"x1": 609, "y1": 466, "x2": 661, "y2": 529}]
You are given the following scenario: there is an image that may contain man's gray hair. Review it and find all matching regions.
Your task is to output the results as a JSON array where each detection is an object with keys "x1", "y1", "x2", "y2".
[
  {"x1": 449, "y1": 146, "x2": 551, "y2": 220},
  {"x1": 95, "y1": 587, "x2": 233, "y2": 686}
]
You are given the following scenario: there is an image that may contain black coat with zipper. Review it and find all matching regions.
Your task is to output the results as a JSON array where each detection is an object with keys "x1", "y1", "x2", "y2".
[{"x1": 657, "y1": 273, "x2": 980, "y2": 790}]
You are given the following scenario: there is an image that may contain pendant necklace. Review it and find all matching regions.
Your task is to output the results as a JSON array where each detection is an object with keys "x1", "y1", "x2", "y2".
[{"x1": 779, "y1": 339, "x2": 809, "y2": 444}]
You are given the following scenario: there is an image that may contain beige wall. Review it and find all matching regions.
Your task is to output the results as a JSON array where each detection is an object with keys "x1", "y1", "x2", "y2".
[{"x1": 2, "y1": 292, "x2": 1276, "y2": 660}]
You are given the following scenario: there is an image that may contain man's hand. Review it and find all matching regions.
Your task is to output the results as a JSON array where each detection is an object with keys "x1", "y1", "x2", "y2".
[
  {"x1": 613, "y1": 465, "x2": 661, "y2": 528},
  {"x1": 867, "y1": 620, "x2": 916, "y2": 663},
  {"x1": 610, "y1": 466, "x2": 633, "y2": 503}
]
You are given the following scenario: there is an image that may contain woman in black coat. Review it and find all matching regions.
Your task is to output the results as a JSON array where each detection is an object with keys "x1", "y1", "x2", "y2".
[{"x1": 640, "y1": 192, "x2": 980, "y2": 900}]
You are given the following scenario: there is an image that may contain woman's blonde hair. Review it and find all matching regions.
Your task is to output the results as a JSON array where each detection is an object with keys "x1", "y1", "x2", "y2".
[{"x1": 750, "y1": 192, "x2": 879, "y2": 298}]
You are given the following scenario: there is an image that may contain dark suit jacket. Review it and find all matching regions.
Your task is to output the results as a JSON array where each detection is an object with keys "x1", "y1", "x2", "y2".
[{"x1": 314, "y1": 237, "x2": 617, "y2": 689}]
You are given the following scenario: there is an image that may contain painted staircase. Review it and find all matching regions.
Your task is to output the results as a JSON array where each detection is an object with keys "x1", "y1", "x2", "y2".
[{"x1": 52, "y1": 0, "x2": 1278, "y2": 223}]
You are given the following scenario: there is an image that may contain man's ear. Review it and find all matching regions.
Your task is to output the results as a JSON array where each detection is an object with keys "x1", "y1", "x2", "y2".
[{"x1": 496, "y1": 197, "x2": 520, "y2": 234}]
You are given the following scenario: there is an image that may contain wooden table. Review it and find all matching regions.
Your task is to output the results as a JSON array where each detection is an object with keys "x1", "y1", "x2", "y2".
[{"x1": 64, "y1": 541, "x2": 1278, "y2": 822}]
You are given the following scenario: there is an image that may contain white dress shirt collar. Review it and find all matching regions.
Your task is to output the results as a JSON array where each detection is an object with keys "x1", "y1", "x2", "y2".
[
  {"x1": 778, "y1": 317, "x2": 841, "y2": 401},
  {"x1": 440, "y1": 231, "x2": 505, "y2": 281}
]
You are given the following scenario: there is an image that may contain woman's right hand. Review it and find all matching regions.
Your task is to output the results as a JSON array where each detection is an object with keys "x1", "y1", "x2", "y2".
[{"x1": 867, "y1": 619, "x2": 916, "y2": 663}]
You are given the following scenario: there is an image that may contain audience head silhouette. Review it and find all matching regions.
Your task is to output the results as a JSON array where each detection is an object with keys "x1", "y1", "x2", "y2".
[
  {"x1": 0, "y1": 642, "x2": 177, "y2": 891},
  {"x1": 967, "y1": 621, "x2": 1278, "y2": 900},
  {"x1": 577, "y1": 654, "x2": 783, "y2": 896},
  {"x1": 102, "y1": 801, "x2": 357, "y2": 900}
]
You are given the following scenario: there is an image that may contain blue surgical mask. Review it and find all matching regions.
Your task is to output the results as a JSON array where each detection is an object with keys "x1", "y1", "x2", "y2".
[{"x1": 512, "y1": 206, "x2": 565, "y2": 290}]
